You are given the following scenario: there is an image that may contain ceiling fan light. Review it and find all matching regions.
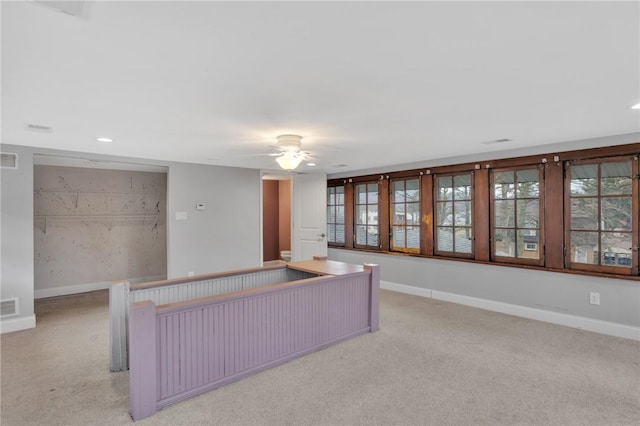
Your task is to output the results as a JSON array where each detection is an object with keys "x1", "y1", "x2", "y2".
[{"x1": 276, "y1": 152, "x2": 303, "y2": 170}]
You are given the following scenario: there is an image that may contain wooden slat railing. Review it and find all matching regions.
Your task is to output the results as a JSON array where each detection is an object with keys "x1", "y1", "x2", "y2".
[
  {"x1": 109, "y1": 265, "x2": 317, "y2": 371},
  {"x1": 128, "y1": 262, "x2": 380, "y2": 421}
]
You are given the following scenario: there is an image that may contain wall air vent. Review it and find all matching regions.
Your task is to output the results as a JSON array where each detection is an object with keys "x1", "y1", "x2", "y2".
[
  {"x1": 25, "y1": 123, "x2": 53, "y2": 133},
  {"x1": 0, "y1": 153, "x2": 18, "y2": 169},
  {"x1": 0, "y1": 298, "x2": 19, "y2": 318}
]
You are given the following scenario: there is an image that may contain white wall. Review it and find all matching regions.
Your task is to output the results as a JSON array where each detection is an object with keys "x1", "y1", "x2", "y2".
[
  {"x1": 167, "y1": 162, "x2": 261, "y2": 277},
  {"x1": 1, "y1": 146, "x2": 36, "y2": 332},
  {"x1": 0, "y1": 145, "x2": 261, "y2": 333}
]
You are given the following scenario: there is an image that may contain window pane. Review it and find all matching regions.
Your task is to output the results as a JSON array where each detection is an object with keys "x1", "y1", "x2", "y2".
[
  {"x1": 327, "y1": 206, "x2": 335, "y2": 223},
  {"x1": 601, "y1": 232, "x2": 632, "y2": 267},
  {"x1": 327, "y1": 188, "x2": 335, "y2": 205},
  {"x1": 517, "y1": 199, "x2": 539, "y2": 228},
  {"x1": 570, "y1": 165, "x2": 598, "y2": 196},
  {"x1": 601, "y1": 197, "x2": 632, "y2": 231},
  {"x1": 335, "y1": 225, "x2": 345, "y2": 243},
  {"x1": 517, "y1": 230, "x2": 540, "y2": 259},
  {"x1": 494, "y1": 228, "x2": 515, "y2": 257},
  {"x1": 368, "y1": 205, "x2": 378, "y2": 224},
  {"x1": 356, "y1": 184, "x2": 367, "y2": 204},
  {"x1": 570, "y1": 231, "x2": 598, "y2": 264},
  {"x1": 407, "y1": 203, "x2": 421, "y2": 225},
  {"x1": 570, "y1": 198, "x2": 598, "y2": 230},
  {"x1": 367, "y1": 184, "x2": 378, "y2": 203},
  {"x1": 327, "y1": 224, "x2": 336, "y2": 242},
  {"x1": 454, "y1": 201, "x2": 472, "y2": 226},
  {"x1": 516, "y1": 169, "x2": 539, "y2": 197},
  {"x1": 356, "y1": 205, "x2": 368, "y2": 225},
  {"x1": 454, "y1": 228, "x2": 472, "y2": 253},
  {"x1": 494, "y1": 200, "x2": 515, "y2": 227},
  {"x1": 437, "y1": 227, "x2": 454, "y2": 251},
  {"x1": 336, "y1": 186, "x2": 344, "y2": 204},
  {"x1": 356, "y1": 225, "x2": 367, "y2": 245},
  {"x1": 601, "y1": 162, "x2": 632, "y2": 195},
  {"x1": 393, "y1": 181, "x2": 405, "y2": 202},
  {"x1": 437, "y1": 202, "x2": 453, "y2": 226},
  {"x1": 437, "y1": 177, "x2": 453, "y2": 201},
  {"x1": 393, "y1": 226, "x2": 405, "y2": 248},
  {"x1": 407, "y1": 226, "x2": 420, "y2": 249},
  {"x1": 367, "y1": 226, "x2": 379, "y2": 246},
  {"x1": 393, "y1": 204, "x2": 406, "y2": 225},
  {"x1": 454, "y1": 174, "x2": 472, "y2": 200},
  {"x1": 406, "y1": 179, "x2": 419, "y2": 201},
  {"x1": 336, "y1": 206, "x2": 345, "y2": 224},
  {"x1": 494, "y1": 171, "x2": 515, "y2": 199}
]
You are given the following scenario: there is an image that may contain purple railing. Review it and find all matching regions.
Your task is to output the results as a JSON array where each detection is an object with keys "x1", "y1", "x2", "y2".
[{"x1": 129, "y1": 262, "x2": 380, "y2": 421}]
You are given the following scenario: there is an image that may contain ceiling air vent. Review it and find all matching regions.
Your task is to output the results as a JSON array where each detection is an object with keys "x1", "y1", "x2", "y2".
[
  {"x1": 25, "y1": 123, "x2": 53, "y2": 133},
  {"x1": 0, "y1": 298, "x2": 19, "y2": 318},
  {"x1": 0, "y1": 153, "x2": 18, "y2": 169}
]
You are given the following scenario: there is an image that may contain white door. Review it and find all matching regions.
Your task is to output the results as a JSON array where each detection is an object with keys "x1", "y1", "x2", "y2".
[{"x1": 291, "y1": 173, "x2": 327, "y2": 261}]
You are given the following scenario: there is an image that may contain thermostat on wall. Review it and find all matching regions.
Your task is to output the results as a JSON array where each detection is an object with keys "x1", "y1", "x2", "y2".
[{"x1": 196, "y1": 203, "x2": 206, "y2": 211}]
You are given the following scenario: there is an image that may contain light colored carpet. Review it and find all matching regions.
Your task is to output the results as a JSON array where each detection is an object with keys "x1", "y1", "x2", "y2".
[{"x1": 1, "y1": 289, "x2": 639, "y2": 425}]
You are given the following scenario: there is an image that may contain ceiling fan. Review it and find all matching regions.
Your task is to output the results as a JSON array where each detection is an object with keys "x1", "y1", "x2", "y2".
[{"x1": 270, "y1": 134, "x2": 312, "y2": 171}]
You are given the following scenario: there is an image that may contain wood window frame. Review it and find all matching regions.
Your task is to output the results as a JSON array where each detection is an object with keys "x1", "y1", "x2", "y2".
[
  {"x1": 490, "y1": 164, "x2": 545, "y2": 266},
  {"x1": 326, "y1": 184, "x2": 346, "y2": 247},
  {"x1": 353, "y1": 180, "x2": 383, "y2": 250},
  {"x1": 327, "y1": 143, "x2": 640, "y2": 280},
  {"x1": 564, "y1": 155, "x2": 638, "y2": 275},
  {"x1": 389, "y1": 176, "x2": 421, "y2": 254},
  {"x1": 433, "y1": 171, "x2": 475, "y2": 259}
]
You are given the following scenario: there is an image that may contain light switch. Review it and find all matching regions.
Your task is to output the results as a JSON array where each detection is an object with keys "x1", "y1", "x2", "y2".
[
  {"x1": 175, "y1": 211, "x2": 187, "y2": 220},
  {"x1": 196, "y1": 203, "x2": 206, "y2": 211}
]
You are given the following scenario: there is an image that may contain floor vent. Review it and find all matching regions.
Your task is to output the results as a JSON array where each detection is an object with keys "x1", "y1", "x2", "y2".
[
  {"x1": 0, "y1": 298, "x2": 19, "y2": 318},
  {"x1": 0, "y1": 153, "x2": 18, "y2": 169}
]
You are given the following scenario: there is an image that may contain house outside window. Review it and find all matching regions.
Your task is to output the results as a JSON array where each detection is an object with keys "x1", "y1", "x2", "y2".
[
  {"x1": 491, "y1": 166, "x2": 544, "y2": 265},
  {"x1": 566, "y1": 157, "x2": 636, "y2": 273}
]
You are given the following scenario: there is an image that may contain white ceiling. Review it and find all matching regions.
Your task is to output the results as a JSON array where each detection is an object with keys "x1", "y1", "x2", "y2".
[{"x1": 2, "y1": 1, "x2": 639, "y2": 174}]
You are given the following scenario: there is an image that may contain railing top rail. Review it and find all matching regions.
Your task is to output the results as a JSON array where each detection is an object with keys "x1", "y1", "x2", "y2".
[
  {"x1": 154, "y1": 270, "x2": 371, "y2": 316},
  {"x1": 287, "y1": 257, "x2": 365, "y2": 276},
  {"x1": 115, "y1": 264, "x2": 287, "y2": 291}
]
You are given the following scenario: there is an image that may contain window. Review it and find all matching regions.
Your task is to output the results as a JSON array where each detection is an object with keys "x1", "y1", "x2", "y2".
[
  {"x1": 355, "y1": 182, "x2": 379, "y2": 248},
  {"x1": 435, "y1": 173, "x2": 473, "y2": 257},
  {"x1": 566, "y1": 157, "x2": 636, "y2": 273},
  {"x1": 491, "y1": 166, "x2": 544, "y2": 265},
  {"x1": 390, "y1": 178, "x2": 420, "y2": 253},
  {"x1": 327, "y1": 185, "x2": 345, "y2": 245},
  {"x1": 327, "y1": 143, "x2": 640, "y2": 279}
]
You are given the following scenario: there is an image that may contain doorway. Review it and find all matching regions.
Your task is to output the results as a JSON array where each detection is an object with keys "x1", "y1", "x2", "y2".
[{"x1": 262, "y1": 175, "x2": 291, "y2": 263}]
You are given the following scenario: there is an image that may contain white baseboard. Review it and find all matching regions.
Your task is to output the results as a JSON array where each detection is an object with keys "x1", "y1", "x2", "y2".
[
  {"x1": 0, "y1": 314, "x2": 36, "y2": 334},
  {"x1": 380, "y1": 281, "x2": 640, "y2": 341},
  {"x1": 34, "y1": 275, "x2": 166, "y2": 299}
]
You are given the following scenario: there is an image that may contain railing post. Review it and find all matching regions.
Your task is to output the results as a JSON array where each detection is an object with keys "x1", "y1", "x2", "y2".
[
  {"x1": 364, "y1": 263, "x2": 380, "y2": 332},
  {"x1": 129, "y1": 301, "x2": 157, "y2": 421},
  {"x1": 109, "y1": 281, "x2": 130, "y2": 372}
]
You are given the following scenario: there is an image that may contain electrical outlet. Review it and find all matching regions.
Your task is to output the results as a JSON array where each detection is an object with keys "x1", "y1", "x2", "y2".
[
  {"x1": 188, "y1": 271, "x2": 195, "y2": 277},
  {"x1": 589, "y1": 292, "x2": 600, "y2": 305}
]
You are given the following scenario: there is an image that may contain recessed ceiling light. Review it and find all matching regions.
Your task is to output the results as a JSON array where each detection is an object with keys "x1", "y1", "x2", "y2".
[
  {"x1": 632, "y1": 103, "x2": 640, "y2": 110},
  {"x1": 307, "y1": 163, "x2": 316, "y2": 166},
  {"x1": 97, "y1": 137, "x2": 113, "y2": 143}
]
